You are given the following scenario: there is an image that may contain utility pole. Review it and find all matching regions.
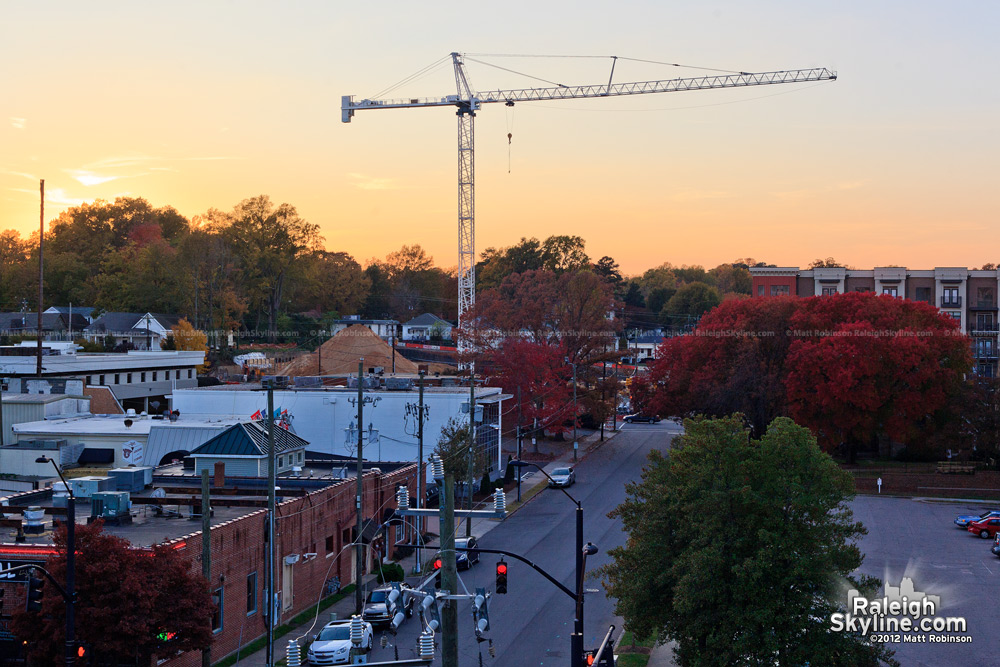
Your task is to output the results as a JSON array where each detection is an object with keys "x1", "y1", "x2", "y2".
[
  {"x1": 440, "y1": 474, "x2": 458, "y2": 667},
  {"x1": 416, "y1": 371, "x2": 425, "y2": 572},
  {"x1": 572, "y1": 361, "x2": 578, "y2": 462},
  {"x1": 355, "y1": 359, "x2": 365, "y2": 615},
  {"x1": 201, "y1": 469, "x2": 212, "y2": 667},
  {"x1": 600, "y1": 345, "x2": 607, "y2": 442},
  {"x1": 466, "y1": 368, "x2": 475, "y2": 537},
  {"x1": 516, "y1": 386, "x2": 522, "y2": 503},
  {"x1": 36, "y1": 179, "x2": 43, "y2": 378},
  {"x1": 265, "y1": 380, "x2": 276, "y2": 667}
]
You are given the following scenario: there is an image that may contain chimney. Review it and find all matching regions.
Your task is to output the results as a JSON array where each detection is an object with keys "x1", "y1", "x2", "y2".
[{"x1": 214, "y1": 461, "x2": 225, "y2": 488}]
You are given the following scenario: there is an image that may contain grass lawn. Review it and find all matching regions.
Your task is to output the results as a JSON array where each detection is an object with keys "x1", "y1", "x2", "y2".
[{"x1": 617, "y1": 654, "x2": 650, "y2": 667}]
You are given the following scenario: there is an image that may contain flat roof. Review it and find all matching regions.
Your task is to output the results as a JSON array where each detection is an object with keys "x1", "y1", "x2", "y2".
[
  {"x1": 0, "y1": 351, "x2": 205, "y2": 376},
  {"x1": 183, "y1": 383, "x2": 503, "y2": 396},
  {"x1": 12, "y1": 414, "x2": 243, "y2": 437},
  {"x1": 0, "y1": 393, "x2": 85, "y2": 404}
]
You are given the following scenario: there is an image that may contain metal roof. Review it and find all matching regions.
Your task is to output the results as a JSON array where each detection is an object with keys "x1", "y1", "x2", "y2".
[
  {"x1": 192, "y1": 421, "x2": 308, "y2": 458},
  {"x1": 403, "y1": 313, "x2": 452, "y2": 327}
]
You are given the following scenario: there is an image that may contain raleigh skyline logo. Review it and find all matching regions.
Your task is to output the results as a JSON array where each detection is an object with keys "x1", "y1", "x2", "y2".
[{"x1": 830, "y1": 577, "x2": 970, "y2": 644}]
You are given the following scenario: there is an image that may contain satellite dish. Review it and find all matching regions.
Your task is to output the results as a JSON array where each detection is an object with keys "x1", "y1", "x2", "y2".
[{"x1": 124, "y1": 419, "x2": 133, "y2": 428}]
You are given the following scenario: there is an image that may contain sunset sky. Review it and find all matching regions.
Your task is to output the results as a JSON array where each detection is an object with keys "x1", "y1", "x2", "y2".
[{"x1": 2, "y1": 2, "x2": 997, "y2": 275}]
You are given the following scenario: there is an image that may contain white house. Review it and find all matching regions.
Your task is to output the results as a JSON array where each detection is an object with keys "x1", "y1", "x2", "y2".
[
  {"x1": 83, "y1": 312, "x2": 184, "y2": 351},
  {"x1": 328, "y1": 316, "x2": 399, "y2": 342},
  {"x1": 402, "y1": 314, "x2": 453, "y2": 342}
]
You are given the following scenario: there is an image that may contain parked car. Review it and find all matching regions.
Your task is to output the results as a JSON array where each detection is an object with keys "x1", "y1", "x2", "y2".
[
  {"x1": 308, "y1": 619, "x2": 373, "y2": 664},
  {"x1": 624, "y1": 414, "x2": 661, "y2": 424},
  {"x1": 361, "y1": 584, "x2": 415, "y2": 626},
  {"x1": 954, "y1": 510, "x2": 1000, "y2": 528},
  {"x1": 433, "y1": 536, "x2": 480, "y2": 571},
  {"x1": 967, "y1": 516, "x2": 1000, "y2": 539},
  {"x1": 992, "y1": 534, "x2": 1000, "y2": 558},
  {"x1": 548, "y1": 467, "x2": 576, "y2": 488}
]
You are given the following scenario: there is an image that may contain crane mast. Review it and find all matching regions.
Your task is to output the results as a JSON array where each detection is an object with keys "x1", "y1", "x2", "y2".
[{"x1": 343, "y1": 55, "x2": 837, "y2": 361}]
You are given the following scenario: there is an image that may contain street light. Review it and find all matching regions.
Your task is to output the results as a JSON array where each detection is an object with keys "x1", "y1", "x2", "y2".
[
  {"x1": 510, "y1": 460, "x2": 595, "y2": 667},
  {"x1": 35, "y1": 455, "x2": 76, "y2": 667}
]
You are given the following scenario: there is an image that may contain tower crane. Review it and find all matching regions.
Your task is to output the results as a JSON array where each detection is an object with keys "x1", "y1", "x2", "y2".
[{"x1": 343, "y1": 52, "x2": 836, "y2": 354}]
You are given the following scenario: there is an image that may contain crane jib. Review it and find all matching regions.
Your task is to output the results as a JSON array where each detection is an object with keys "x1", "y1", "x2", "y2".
[{"x1": 341, "y1": 68, "x2": 837, "y2": 119}]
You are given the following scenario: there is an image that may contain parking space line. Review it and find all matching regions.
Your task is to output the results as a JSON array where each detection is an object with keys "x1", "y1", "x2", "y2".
[{"x1": 982, "y1": 560, "x2": 994, "y2": 575}]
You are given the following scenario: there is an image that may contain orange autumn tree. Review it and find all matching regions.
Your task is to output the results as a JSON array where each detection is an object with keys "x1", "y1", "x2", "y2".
[{"x1": 169, "y1": 318, "x2": 209, "y2": 372}]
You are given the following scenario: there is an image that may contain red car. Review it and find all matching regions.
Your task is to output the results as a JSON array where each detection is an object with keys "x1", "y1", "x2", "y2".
[{"x1": 968, "y1": 516, "x2": 1000, "y2": 539}]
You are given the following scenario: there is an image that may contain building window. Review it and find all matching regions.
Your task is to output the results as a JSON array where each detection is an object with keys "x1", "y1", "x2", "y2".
[
  {"x1": 821, "y1": 287, "x2": 837, "y2": 296},
  {"x1": 176, "y1": 370, "x2": 182, "y2": 379},
  {"x1": 915, "y1": 287, "x2": 932, "y2": 303},
  {"x1": 882, "y1": 287, "x2": 898, "y2": 297},
  {"x1": 246, "y1": 572, "x2": 257, "y2": 615},
  {"x1": 278, "y1": 455, "x2": 284, "y2": 467},
  {"x1": 325, "y1": 535, "x2": 334, "y2": 553},
  {"x1": 141, "y1": 372, "x2": 146, "y2": 382},
  {"x1": 212, "y1": 587, "x2": 224, "y2": 632},
  {"x1": 99, "y1": 375, "x2": 105, "y2": 385},
  {"x1": 86, "y1": 376, "x2": 93, "y2": 385},
  {"x1": 942, "y1": 287, "x2": 961, "y2": 307},
  {"x1": 757, "y1": 285, "x2": 764, "y2": 296},
  {"x1": 188, "y1": 369, "x2": 193, "y2": 379},
  {"x1": 977, "y1": 314, "x2": 995, "y2": 331},
  {"x1": 977, "y1": 340, "x2": 995, "y2": 358},
  {"x1": 769, "y1": 285, "x2": 790, "y2": 296},
  {"x1": 395, "y1": 521, "x2": 405, "y2": 544},
  {"x1": 114, "y1": 374, "x2": 120, "y2": 384},
  {"x1": 126, "y1": 373, "x2": 132, "y2": 383},
  {"x1": 978, "y1": 287, "x2": 995, "y2": 308},
  {"x1": 342, "y1": 527, "x2": 351, "y2": 547},
  {"x1": 153, "y1": 371, "x2": 158, "y2": 381}
]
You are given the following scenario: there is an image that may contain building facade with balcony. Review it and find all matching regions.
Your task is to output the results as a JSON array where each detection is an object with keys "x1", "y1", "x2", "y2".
[{"x1": 750, "y1": 266, "x2": 1000, "y2": 378}]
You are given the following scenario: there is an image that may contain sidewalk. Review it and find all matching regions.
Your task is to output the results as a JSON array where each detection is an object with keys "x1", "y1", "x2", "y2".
[
  {"x1": 645, "y1": 642, "x2": 678, "y2": 666},
  {"x1": 226, "y1": 426, "x2": 622, "y2": 666}
]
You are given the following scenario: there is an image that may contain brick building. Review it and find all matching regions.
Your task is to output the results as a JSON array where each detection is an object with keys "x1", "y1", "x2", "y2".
[
  {"x1": 0, "y1": 460, "x2": 419, "y2": 665},
  {"x1": 750, "y1": 266, "x2": 1000, "y2": 378}
]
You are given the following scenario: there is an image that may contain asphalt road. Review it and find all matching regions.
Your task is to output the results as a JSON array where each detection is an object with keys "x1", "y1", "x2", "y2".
[{"x1": 368, "y1": 421, "x2": 680, "y2": 666}]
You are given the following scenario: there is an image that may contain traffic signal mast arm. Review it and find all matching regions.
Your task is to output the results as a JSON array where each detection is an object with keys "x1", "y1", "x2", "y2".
[
  {"x1": 343, "y1": 66, "x2": 836, "y2": 117},
  {"x1": 0, "y1": 563, "x2": 71, "y2": 601}
]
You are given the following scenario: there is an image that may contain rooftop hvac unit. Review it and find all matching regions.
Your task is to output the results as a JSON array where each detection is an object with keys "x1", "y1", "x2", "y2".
[
  {"x1": 70, "y1": 476, "x2": 114, "y2": 498},
  {"x1": 384, "y1": 377, "x2": 413, "y2": 391},
  {"x1": 262, "y1": 375, "x2": 290, "y2": 388},
  {"x1": 89, "y1": 491, "x2": 132, "y2": 525},
  {"x1": 294, "y1": 376, "x2": 322, "y2": 388},
  {"x1": 347, "y1": 376, "x2": 379, "y2": 389}
]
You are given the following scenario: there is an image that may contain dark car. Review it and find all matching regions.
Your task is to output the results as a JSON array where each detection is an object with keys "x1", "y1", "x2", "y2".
[
  {"x1": 361, "y1": 584, "x2": 415, "y2": 626},
  {"x1": 624, "y1": 414, "x2": 661, "y2": 424},
  {"x1": 992, "y1": 534, "x2": 1000, "y2": 558},
  {"x1": 433, "y1": 536, "x2": 480, "y2": 571}
]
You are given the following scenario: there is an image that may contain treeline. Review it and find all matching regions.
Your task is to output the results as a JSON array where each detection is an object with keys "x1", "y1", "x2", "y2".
[{"x1": 0, "y1": 195, "x2": 765, "y2": 343}]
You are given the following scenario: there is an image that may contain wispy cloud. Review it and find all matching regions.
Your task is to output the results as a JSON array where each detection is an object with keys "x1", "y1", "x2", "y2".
[
  {"x1": 1, "y1": 170, "x2": 38, "y2": 181},
  {"x1": 9, "y1": 187, "x2": 89, "y2": 207},
  {"x1": 66, "y1": 170, "x2": 121, "y2": 186},
  {"x1": 348, "y1": 172, "x2": 399, "y2": 191},
  {"x1": 9, "y1": 118, "x2": 26, "y2": 130}
]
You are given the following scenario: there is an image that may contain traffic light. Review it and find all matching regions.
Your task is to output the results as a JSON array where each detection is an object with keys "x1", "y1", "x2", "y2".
[
  {"x1": 472, "y1": 587, "x2": 490, "y2": 638},
  {"x1": 433, "y1": 558, "x2": 442, "y2": 589},
  {"x1": 585, "y1": 651, "x2": 595, "y2": 666},
  {"x1": 388, "y1": 582, "x2": 406, "y2": 633},
  {"x1": 76, "y1": 642, "x2": 92, "y2": 664},
  {"x1": 26, "y1": 570, "x2": 44, "y2": 612},
  {"x1": 495, "y1": 560, "x2": 507, "y2": 594}
]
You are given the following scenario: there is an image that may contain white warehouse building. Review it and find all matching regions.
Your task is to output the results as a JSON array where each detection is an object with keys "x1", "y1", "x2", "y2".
[{"x1": 171, "y1": 383, "x2": 508, "y2": 476}]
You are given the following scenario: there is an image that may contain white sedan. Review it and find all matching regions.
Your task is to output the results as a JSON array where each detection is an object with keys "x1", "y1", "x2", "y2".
[{"x1": 308, "y1": 619, "x2": 373, "y2": 665}]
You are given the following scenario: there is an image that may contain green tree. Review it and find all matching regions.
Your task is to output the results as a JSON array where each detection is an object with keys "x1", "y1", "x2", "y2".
[
  {"x1": 221, "y1": 195, "x2": 322, "y2": 339},
  {"x1": 540, "y1": 235, "x2": 590, "y2": 273},
  {"x1": 600, "y1": 416, "x2": 896, "y2": 667},
  {"x1": 661, "y1": 282, "x2": 721, "y2": 321}
]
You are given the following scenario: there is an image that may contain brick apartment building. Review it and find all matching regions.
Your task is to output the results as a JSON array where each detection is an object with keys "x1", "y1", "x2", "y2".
[
  {"x1": 750, "y1": 266, "x2": 1000, "y2": 377},
  {"x1": 0, "y1": 462, "x2": 419, "y2": 665}
]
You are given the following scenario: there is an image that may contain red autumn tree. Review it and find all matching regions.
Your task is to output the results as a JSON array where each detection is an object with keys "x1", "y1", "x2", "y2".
[
  {"x1": 12, "y1": 521, "x2": 214, "y2": 665},
  {"x1": 485, "y1": 338, "x2": 574, "y2": 442},
  {"x1": 637, "y1": 292, "x2": 972, "y2": 456},
  {"x1": 636, "y1": 296, "x2": 800, "y2": 434},
  {"x1": 784, "y1": 292, "x2": 971, "y2": 459}
]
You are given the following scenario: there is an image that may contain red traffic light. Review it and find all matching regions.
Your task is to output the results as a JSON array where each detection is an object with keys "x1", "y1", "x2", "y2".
[
  {"x1": 586, "y1": 652, "x2": 595, "y2": 666},
  {"x1": 496, "y1": 563, "x2": 507, "y2": 575},
  {"x1": 433, "y1": 558, "x2": 442, "y2": 570}
]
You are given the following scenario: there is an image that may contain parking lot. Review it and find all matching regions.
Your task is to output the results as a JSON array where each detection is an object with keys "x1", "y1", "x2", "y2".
[{"x1": 851, "y1": 495, "x2": 1000, "y2": 666}]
